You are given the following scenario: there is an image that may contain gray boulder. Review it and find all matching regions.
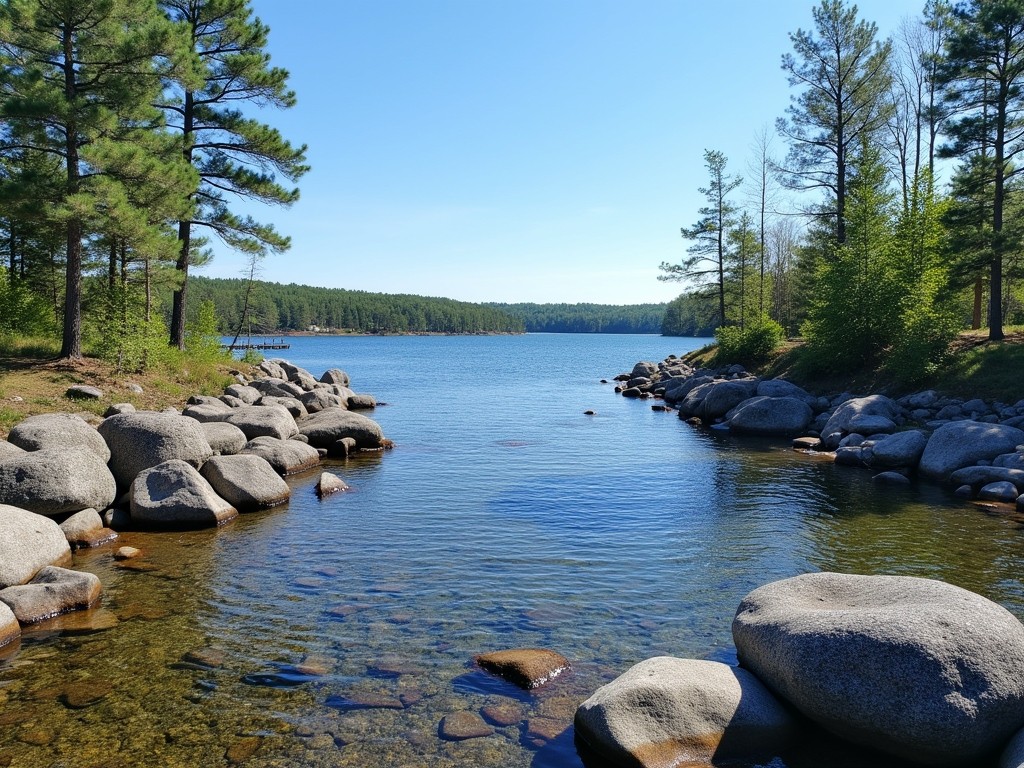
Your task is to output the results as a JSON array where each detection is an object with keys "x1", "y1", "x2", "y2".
[
  {"x1": 224, "y1": 384, "x2": 261, "y2": 405},
  {"x1": 728, "y1": 397, "x2": 813, "y2": 436},
  {"x1": 298, "y1": 388, "x2": 345, "y2": 414},
  {"x1": 66, "y1": 384, "x2": 102, "y2": 399},
  {"x1": 58, "y1": 508, "x2": 103, "y2": 541},
  {"x1": 222, "y1": 404, "x2": 298, "y2": 440},
  {"x1": 299, "y1": 408, "x2": 385, "y2": 449},
  {"x1": 575, "y1": 657, "x2": 795, "y2": 768},
  {"x1": 103, "y1": 403, "x2": 136, "y2": 417},
  {"x1": 902, "y1": 390, "x2": 940, "y2": 409},
  {"x1": 320, "y1": 368, "x2": 350, "y2": 387},
  {"x1": 848, "y1": 414, "x2": 897, "y2": 434},
  {"x1": 347, "y1": 393, "x2": 377, "y2": 410},
  {"x1": 279, "y1": 361, "x2": 318, "y2": 391},
  {"x1": 873, "y1": 471, "x2": 911, "y2": 485},
  {"x1": 240, "y1": 436, "x2": 320, "y2": 475},
  {"x1": 130, "y1": 460, "x2": 237, "y2": 528},
  {"x1": 8, "y1": 412, "x2": 111, "y2": 461},
  {"x1": 250, "y1": 377, "x2": 305, "y2": 399},
  {"x1": 949, "y1": 465, "x2": 1024, "y2": 493},
  {"x1": 869, "y1": 430, "x2": 928, "y2": 469},
  {"x1": 219, "y1": 394, "x2": 246, "y2": 408},
  {"x1": 1001, "y1": 727, "x2": 1024, "y2": 768},
  {"x1": 0, "y1": 504, "x2": 71, "y2": 589},
  {"x1": 0, "y1": 449, "x2": 117, "y2": 515},
  {"x1": 664, "y1": 375, "x2": 713, "y2": 405},
  {"x1": 257, "y1": 395, "x2": 308, "y2": 419},
  {"x1": 0, "y1": 566, "x2": 101, "y2": 623},
  {"x1": 200, "y1": 454, "x2": 290, "y2": 511},
  {"x1": 821, "y1": 395, "x2": 900, "y2": 439},
  {"x1": 979, "y1": 481, "x2": 1020, "y2": 503},
  {"x1": 98, "y1": 412, "x2": 213, "y2": 489},
  {"x1": 919, "y1": 421, "x2": 1024, "y2": 482},
  {"x1": 182, "y1": 402, "x2": 233, "y2": 423},
  {"x1": 258, "y1": 359, "x2": 287, "y2": 379},
  {"x1": 200, "y1": 422, "x2": 248, "y2": 456},
  {"x1": 733, "y1": 572, "x2": 1024, "y2": 766}
]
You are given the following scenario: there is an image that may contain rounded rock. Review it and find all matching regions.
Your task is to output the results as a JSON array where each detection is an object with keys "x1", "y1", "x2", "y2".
[{"x1": 732, "y1": 572, "x2": 1024, "y2": 766}]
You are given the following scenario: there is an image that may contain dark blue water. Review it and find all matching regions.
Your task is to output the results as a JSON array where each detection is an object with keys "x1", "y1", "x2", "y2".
[{"x1": 2, "y1": 333, "x2": 1023, "y2": 768}]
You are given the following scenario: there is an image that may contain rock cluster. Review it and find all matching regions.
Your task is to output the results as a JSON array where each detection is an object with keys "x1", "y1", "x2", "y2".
[
  {"x1": 576, "y1": 572, "x2": 1024, "y2": 768},
  {"x1": 0, "y1": 357, "x2": 388, "y2": 650},
  {"x1": 615, "y1": 356, "x2": 1024, "y2": 508}
]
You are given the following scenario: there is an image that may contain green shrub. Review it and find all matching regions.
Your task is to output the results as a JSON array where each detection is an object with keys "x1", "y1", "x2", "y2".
[{"x1": 714, "y1": 317, "x2": 784, "y2": 365}]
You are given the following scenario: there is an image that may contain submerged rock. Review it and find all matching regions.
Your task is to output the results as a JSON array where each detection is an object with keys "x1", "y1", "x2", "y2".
[
  {"x1": 575, "y1": 657, "x2": 795, "y2": 768},
  {"x1": 439, "y1": 711, "x2": 493, "y2": 741},
  {"x1": 732, "y1": 572, "x2": 1024, "y2": 766},
  {"x1": 475, "y1": 648, "x2": 570, "y2": 689}
]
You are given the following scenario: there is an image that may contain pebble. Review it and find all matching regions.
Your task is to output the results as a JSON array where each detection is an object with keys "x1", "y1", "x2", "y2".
[
  {"x1": 62, "y1": 679, "x2": 113, "y2": 709},
  {"x1": 19, "y1": 728, "x2": 52, "y2": 746},
  {"x1": 481, "y1": 702, "x2": 523, "y2": 727},
  {"x1": 225, "y1": 736, "x2": 262, "y2": 764},
  {"x1": 438, "y1": 711, "x2": 493, "y2": 741},
  {"x1": 114, "y1": 546, "x2": 142, "y2": 560},
  {"x1": 181, "y1": 647, "x2": 227, "y2": 669}
]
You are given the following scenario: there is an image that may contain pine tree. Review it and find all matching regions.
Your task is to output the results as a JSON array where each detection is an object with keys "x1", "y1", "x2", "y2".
[
  {"x1": 0, "y1": 0, "x2": 194, "y2": 359},
  {"x1": 660, "y1": 149, "x2": 742, "y2": 329},
  {"x1": 159, "y1": 0, "x2": 309, "y2": 349},
  {"x1": 778, "y1": 0, "x2": 894, "y2": 246},
  {"x1": 939, "y1": 0, "x2": 1024, "y2": 341}
]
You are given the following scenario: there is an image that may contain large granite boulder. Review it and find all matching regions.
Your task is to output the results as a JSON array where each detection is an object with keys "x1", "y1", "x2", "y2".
[
  {"x1": 182, "y1": 402, "x2": 233, "y2": 423},
  {"x1": 249, "y1": 377, "x2": 304, "y2": 399},
  {"x1": 240, "y1": 436, "x2": 320, "y2": 475},
  {"x1": 222, "y1": 405, "x2": 298, "y2": 440},
  {"x1": 0, "y1": 504, "x2": 71, "y2": 589},
  {"x1": 0, "y1": 566, "x2": 101, "y2": 623},
  {"x1": 320, "y1": 368, "x2": 350, "y2": 387},
  {"x1": 130, "y1": 460, "x2": 237, "y2": 528},
  {"x1": 698, "y1": 380, "x2": 759, "y2": 420},
  {"x1": 0, "y1": 449, "x2": 117, "y2": 515},
  {"x1": 98, "y1": 412, "x2": 213, "y2": 489},
  {"x1": 0, "y1": 441, "x2": 26, "y2": 461},
  {"x1": 258, "y1": 359, "x2": 287, "y2": 380},
  {"x1": 919, "y1": 421, "x2": 1024, "y2": 482},
  {"x1": 200, "y1": 422, "x2": 248, "y2": 456},
  {"x1": 298, "y1": 409, "x2": 385, "y2": 449},
  {"x1": 869, "y1": 430, "x2": 928, "y2": 469},
  {"x1": 821, "y1": 395, "x2": 900, "y2": 440},
  {"x1": 949, "y1": 466, "x2": 1024, "y2": 493},
  {"x1": 257, "y1": 395, "x2": 308, "y2": 419},
  {"x1": 728, "y1": 396, "x2": 813, "y2": 436},
  {"x1": 298, "y1": 388, "x2": 346, "y2": 414},
  {"x1": 1002, "y1": 728, "x2": 1024, "y2": 768},
  {"x1": 575, "y1": 657, "x2": 796, "y2": 768},
  {"x1": 200, "y1": 455, "x2": 290, "y2": 511},
  {"x1": 732, "y1": 572, "x2": 1024, "y2": 766},
  {"x1": 224, "y1": 384, "x2": 261, "y2": 405},
  {"x1": 8, "y1": 413, "x2": 111, "y2": 462}
]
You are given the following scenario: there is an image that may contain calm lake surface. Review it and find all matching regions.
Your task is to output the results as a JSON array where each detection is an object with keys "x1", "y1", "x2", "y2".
[{"x1": 2, "y1": 333, "x2": 1023, "y2": 768}]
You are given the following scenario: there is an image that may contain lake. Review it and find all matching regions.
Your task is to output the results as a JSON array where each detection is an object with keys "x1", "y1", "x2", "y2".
[{"x1": 1, "y1": 333, "x2": 1023, "y2": 768}]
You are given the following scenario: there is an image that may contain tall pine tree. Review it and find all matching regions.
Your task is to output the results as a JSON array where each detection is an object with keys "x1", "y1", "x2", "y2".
[{"x1": 159, "y1": 0, "x2": 309, "y2": 349}]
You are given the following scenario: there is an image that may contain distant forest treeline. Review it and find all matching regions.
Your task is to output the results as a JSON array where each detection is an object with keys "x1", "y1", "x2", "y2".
[
  {"x1": 487, "y1": 303, "x2": 666, "y2": 334},
  {"x1": 188, "y1": 277, "x2": 525, "y2": 335},
  {"x1": 188, "y1": 277, "x2": 671, "y2": 336}
]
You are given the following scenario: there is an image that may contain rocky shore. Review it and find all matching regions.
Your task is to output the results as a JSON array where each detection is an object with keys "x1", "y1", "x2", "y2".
[
  {"x1": 570, "y1": 355, "x2": 1024, "y2": 767},
  {"x1": 614, "y1": 355, "x2": 1024, "y2": 507},
  {"x1": 0, "y1": 358, "x2": 389, "y2": 652}
]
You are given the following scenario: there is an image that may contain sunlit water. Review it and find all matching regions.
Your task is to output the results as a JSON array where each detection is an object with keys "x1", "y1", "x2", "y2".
[{"x1": 2, "y1": 334, "x2": 1023, "y2": 768}]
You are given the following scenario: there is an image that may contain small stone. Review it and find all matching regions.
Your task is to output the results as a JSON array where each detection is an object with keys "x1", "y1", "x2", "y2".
[
  {"x1": 317, "y1": 472, "x2": 349, "y2": 497},
  {"x1": 295, "y1": 654, "x2": 332, "y2": 676},
  {"x1": 326, "y1": 692, "x2": 404, "y2": 711},
  {"x1": 66, "y1": 384, "x2": 103, "y2": 400},
  {"x1": 584, "y1": 410, "x2": 596, "y2": 416},
  {"x1": 19, "y1": 729, "x2": 53, "y2": 745},
  {"x1": 114, "y1": 546, "x2": 142, "y2": 560},
  {"x1": 225, "y1": 736, "x2": 262, "y2": 764},
  {"x1": 28, "y1": 608, "x2": 118, "y2": 635},
  {"x1": 526, "y1": 716, "x2": 568, "y2": 741},
  {"x1": 326, "y1": 604, "x2": 362, "y2": 618},
  {"x1": 439, "y1": 711, "x2": 493, "y2": 741},
  {"x1": 475, "y1": 648, "x2": 570, "y2": 689},
  {"x1": 62, "y1": 679, "x2": 113, "y2": 708},
  {"x1": 793, "y1": 436, "x2": 822, "y2": 451},
  {"x1": 181, "y1": 647, "x2": 227, "y2": 669},
  {"x1": 481, "y1": 703, "x2": 523, "y2": 727}
]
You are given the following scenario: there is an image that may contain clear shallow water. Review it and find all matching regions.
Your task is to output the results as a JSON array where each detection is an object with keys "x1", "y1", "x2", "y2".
[{"x1": 2, "y1": 333, "x2": 1024, "y2": 768}]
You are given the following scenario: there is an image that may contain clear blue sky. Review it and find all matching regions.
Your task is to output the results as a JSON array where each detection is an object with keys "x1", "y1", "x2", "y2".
[{"x1": 201, "y1": 0, "x2": 925, "y2": 305}]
